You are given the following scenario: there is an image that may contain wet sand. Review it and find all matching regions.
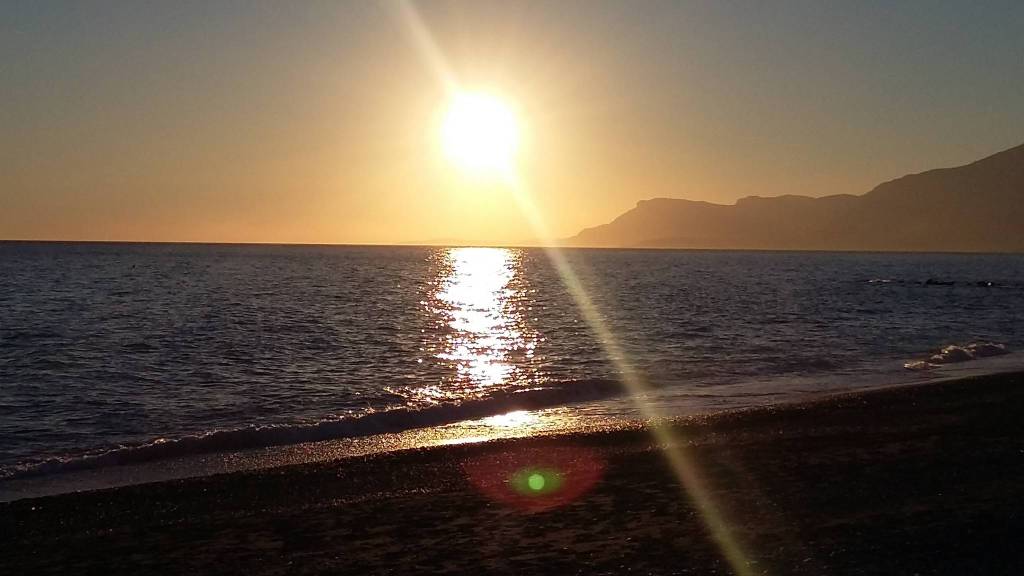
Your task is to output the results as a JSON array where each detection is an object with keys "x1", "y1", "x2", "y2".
[{"x1": 4, "y1": 372, "x2": 1024, "y2": 575}]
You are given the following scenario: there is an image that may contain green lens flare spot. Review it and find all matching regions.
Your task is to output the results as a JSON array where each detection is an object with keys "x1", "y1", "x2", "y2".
[{"x1": 510, "y1": 467, "x2": 564, "y2": 496}]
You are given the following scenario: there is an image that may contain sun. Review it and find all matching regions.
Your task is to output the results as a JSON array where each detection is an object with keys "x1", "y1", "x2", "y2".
[{"x1": 440, "y1": 91, "x2": 521, "y2": 175}]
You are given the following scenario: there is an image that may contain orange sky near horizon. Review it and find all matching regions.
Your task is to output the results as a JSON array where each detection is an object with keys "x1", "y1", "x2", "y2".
[{"x1": 2, "y1": 1, "x2": 1023, "y2": 245}]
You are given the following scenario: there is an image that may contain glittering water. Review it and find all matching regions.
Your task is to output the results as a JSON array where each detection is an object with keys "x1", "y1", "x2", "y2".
[{"x1": 2, "y1": 242, "x2": 1024, "y2": 477}]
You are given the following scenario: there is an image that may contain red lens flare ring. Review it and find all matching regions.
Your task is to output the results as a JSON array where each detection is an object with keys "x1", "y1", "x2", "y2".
[{"x1": 463, "y1": 444, "x2": 605, "y2": 512}]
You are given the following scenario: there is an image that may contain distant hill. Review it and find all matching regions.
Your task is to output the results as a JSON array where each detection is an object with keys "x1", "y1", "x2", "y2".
[{"x1": 569, "y1": 143, "x2": 1024, "y2": 252}]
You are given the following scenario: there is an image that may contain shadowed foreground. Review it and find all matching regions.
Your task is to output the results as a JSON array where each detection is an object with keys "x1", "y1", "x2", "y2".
[{"x1": 4, "y1": 373, "x2": 1024, "y2": 575}]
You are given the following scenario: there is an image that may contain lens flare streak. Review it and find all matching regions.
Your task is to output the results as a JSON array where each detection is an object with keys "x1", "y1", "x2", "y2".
[{"x1": 394, "y1": 2, "x2": 761, "y2": 573}]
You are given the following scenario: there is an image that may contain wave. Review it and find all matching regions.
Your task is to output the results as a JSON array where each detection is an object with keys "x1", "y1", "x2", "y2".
[
  {"x1": 904, "y1": 342, "x2": 1009, "y2": 371},
  {"x1": 867, "y1": 278, "x2": 1014, "y2": 288},
  {"x1": 0, "y1": 378, "x2": 625, "y2": 481},
  {"x1": 1, "y1": 329, "x2": 64, "y2": 342}
]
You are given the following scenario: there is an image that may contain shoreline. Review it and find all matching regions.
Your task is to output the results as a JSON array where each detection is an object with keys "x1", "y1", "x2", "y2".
[
  {"x1": 5, "y1": 371, "x2": 1024, "y2": 574},
  {"x1": 2, "y1": 356, "x2": 1022, "y2": 503}
]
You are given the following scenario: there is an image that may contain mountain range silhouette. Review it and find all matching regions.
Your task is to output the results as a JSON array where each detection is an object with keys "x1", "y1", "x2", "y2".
[{"x1": 570, "y1": 142, "x2": 1024, "y2": 252}]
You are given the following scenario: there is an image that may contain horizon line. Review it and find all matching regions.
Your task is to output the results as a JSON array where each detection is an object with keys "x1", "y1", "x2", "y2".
[{"x1": 2, "y1": 238, "x2": 1022, "y2": 256}]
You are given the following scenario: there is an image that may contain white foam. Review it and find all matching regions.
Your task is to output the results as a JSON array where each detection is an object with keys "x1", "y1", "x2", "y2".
[{"x1": 904, "y1": 342, "x2": 1009, "y2": 371}]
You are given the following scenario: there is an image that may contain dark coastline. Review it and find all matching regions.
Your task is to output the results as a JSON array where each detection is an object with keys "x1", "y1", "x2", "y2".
[{"x1": 4, "y1": 372, "x2": 1024, "y2": 575}]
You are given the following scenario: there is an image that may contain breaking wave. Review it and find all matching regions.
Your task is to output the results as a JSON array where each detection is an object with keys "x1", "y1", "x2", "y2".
[
  {"x1": 867, "y1": 278, "x2": 1016, "y2": 288},
  {"x1": 1, "y1": 378, "x2": 625, "y2": 480},
  {"x1": 904, "y1": 342, "x2": 1009, "y2": 371}
]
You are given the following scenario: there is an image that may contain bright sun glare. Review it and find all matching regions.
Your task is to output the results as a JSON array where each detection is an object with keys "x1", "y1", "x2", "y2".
[{"x1": 441, "y1": 91, "x2": 520, "y2": 174}]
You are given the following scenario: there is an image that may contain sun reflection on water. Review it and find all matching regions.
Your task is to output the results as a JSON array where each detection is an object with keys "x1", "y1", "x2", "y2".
[
  {"x1": 392, "y1": 247, "x2": 570, "y2": 443},
  {"x1": 480, "y1": 410, "x2": 537, "y2": 428},
  {"x1": 431, "y1": 247, "x2": 534, "y2": 392}
]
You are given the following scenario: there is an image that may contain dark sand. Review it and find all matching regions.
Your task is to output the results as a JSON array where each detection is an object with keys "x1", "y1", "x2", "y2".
[{"x1": 4, "y1": 373, "x2": 1024, "y2": 575}]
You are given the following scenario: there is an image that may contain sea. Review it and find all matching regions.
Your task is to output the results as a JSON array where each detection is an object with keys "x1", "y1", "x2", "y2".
[{"x1": 2, "y1": 242, "x2": 1023, "y2": 499}]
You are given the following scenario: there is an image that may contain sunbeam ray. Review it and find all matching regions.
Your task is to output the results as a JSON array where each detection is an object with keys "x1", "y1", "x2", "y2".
[{"x1": 393, "y1": 2, "x2": 759, "y2": 573}]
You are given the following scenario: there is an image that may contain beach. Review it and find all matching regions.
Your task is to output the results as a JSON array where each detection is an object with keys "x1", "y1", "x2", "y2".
[
  {"x1": 4, "y1": 372, "x2": 1024, "y2": 575},
  {"x1": 6, "y1": 2, "x2": 1024, "y2": 574}
]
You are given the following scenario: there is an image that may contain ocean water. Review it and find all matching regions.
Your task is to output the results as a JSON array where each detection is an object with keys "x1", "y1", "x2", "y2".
[{"x1": 2, "y1": 242, "x2": 1023, "y2": 483}]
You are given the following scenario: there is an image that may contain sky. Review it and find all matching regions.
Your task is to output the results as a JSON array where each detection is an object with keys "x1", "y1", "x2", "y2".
[{"x1": 2, "y1": 0, "x2": 1023, "y2": 245}]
